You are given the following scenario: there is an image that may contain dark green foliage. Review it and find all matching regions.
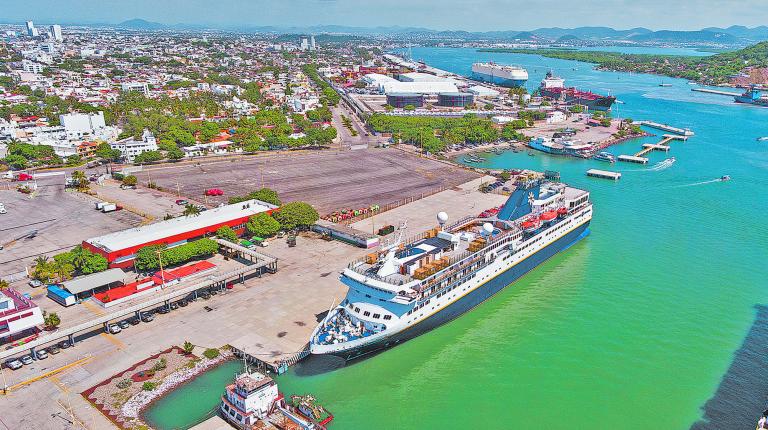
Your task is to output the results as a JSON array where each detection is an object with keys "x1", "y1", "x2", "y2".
[
  {"x1": 134, "y1": 239, "x2": 219, "y2": 271},
  {"x1": 273, "y1": 202, "x2": 318, "y2": 230}
]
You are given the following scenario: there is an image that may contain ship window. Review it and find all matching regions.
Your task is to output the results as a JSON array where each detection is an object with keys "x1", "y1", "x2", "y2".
[
  {"x1": 373, "y1": 313, "x2": 380, "y2": 319},
  {"x1": 355, "y1": 307, "x2": 360, "y2": 313},
  {"x1": 384, "y1": 315, "x2": 392, "y2": 320},
  {"x1": 365, "y1": 294, "x2": 371, "y2": 298},
  {"x1": 348, "y1": 303, "x2": 353, "y2": 309},
  {"x1": 236, "y1": 414, "x2": 243, "y2": 421},
  {"x1": 229, "y1": 409, "x2": 235, "y2": 417},
  {"x1": 363, "y1": 311, "x2": 370, "y2": 317}
]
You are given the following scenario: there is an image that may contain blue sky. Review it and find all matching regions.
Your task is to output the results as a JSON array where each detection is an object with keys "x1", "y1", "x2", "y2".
[{"x1": 6, "y1": 0, "x2": 768, "y2": 31}]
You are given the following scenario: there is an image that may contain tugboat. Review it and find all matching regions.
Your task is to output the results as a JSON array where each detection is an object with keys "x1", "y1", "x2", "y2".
[
  {"x1": 289, "y1": 395, "x2": 334, "y2": 427},
  {"x1": 220, "y1": 368, "x2": 281, "y2": 429}
]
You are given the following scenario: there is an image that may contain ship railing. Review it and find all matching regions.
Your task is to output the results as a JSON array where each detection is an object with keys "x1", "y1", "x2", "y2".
[{"x1": 444, "y1": 215, "x2": 476, "y2": 232}]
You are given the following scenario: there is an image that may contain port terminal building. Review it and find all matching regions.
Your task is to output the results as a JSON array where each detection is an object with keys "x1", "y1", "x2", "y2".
[{"x1": 82, "y1": 200, "x2": 277, "y2": 268}]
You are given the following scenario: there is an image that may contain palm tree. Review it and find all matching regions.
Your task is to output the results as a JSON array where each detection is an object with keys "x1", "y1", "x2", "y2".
[
  {"x1": 182, "y1": 204, "x2": 201, "y2": 217},
  {"x1": 71, "y1": 170, "x2": 89, "y2": 191}
]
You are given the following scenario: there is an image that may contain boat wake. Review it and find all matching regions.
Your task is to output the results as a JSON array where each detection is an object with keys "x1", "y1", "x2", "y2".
[
  {"x1": 647, "y1": 158, "x2": 676, "y2": 171},
  {"x1": 673, "y1": 179, "x2": 722, "y2": 188}
]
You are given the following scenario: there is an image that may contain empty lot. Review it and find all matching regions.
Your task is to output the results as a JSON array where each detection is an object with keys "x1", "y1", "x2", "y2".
[{"x1": 136, "y1": 148, "x2": 479, "y2": 214}]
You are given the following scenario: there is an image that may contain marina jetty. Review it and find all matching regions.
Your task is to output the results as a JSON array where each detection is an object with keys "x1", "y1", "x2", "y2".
[
  {"x1": 691, "y1": 88, "x2": 741, "y2": 97},
  {"x1": 633, "y1": 120, "x2": 694, "y2": 136},
  {"x1": 586, "y1": 169, "x2": 621, "y2": 180}
]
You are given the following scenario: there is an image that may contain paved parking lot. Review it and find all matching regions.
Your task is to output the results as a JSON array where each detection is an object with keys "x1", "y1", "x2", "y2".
[
  {"x1": 134, "y1": 148, "x2": 479, "y2": 214},
  {"x1": 0, "y1": 178, "x2": 142, "y2": 279}
]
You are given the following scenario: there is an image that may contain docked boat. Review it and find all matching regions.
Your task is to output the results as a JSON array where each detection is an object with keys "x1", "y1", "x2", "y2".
[
  {"x1": 220, "y1": 368, "x2": 323, "y2": 430},
  {"x1": 659, "y1": 83, "x2": 673, "y2": 87},
  {"x1": 529, "y1": 137, "x2": 594, "y2": 157},
  {"x1": 734, "y1": 86, "x2": 768, "y2": 107},
  {"x1": 309, "y1": 178, "x2": 593, "y2": 361},
  {"x1": 593, "y1": 151, "x2": 616, "y2": 163},
  {"x1": 289, "y1": 395, "x2": 334, "y2": 427},
  {"x1": 471, "y1": 62, "x2": 528, "y2": 87},
  {"x1": 539, "y1": 71, "x2": 615, "y2": 111}
]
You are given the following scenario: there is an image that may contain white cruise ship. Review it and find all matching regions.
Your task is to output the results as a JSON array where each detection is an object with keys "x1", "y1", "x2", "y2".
[
  {"x1": 471, "y1": 62, "x2": 528, "y2": 87},
  {"x1": 309, "y1": 178, "x2": 592, "y2": 361}
]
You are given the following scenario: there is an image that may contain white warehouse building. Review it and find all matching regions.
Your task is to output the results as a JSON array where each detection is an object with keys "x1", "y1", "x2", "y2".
[{"x1": 381, "y1": 81, "x2": 459, "y2": 95}]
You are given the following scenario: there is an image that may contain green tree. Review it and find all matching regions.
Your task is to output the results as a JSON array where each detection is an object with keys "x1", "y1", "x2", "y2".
[
  {"x1": 246, "y1": 213, "x2": 281, "y2": 237},
  {"x1": 216, "y1": 225, "x2": 238, "y2": 243},
  {"x1": 403, "y1": 104, "x2": 416, "y2": 111},
  {"x1": 43, "y1": 311, "x2": 61, "y2": 329},
  {"x1": 183, "y1": 204, "x2": 201, "y2": 217},
  {"x1": 122, "y1": 175, "x2": 138, "y2": 186},
  {"x1": 273, "y1": 202, "x2": 318, "y2": 230},
  {"x1": 3, "y1": 154, "x2": 27, "y2": 169},
  {"x1": 166, "y1": 146, "x2": 185, "y2": 160},
  {"x1": 133, "y1": 150, "x2": 163, "y2": 164},
  {"x1": 94, "y1": 142, "x2": 122, "y2": 161},
  {"x1": 134, "y1": 245, "x2": 165, "y2": 271},
  {"x1": 0, "y1": 279, "x2": 9, "y2": 290}
]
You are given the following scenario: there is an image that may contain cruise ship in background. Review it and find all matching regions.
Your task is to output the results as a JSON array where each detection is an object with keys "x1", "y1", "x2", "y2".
[
  {"x1": 539, "y1": 71, "x2": 616, "y2": 111},
  {"x1": 471, "y1": 62, "x2": 528, "y2": 87},
  {"x1": 310, "y1": 177, "x2": 593, "y2": 361}
]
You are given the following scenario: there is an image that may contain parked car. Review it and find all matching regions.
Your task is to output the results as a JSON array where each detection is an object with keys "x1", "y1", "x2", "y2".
[
  {"x1": 20, "y1": 355, "x2": 33, "y2": 365},
  {"x1": 34, "y1": 349, "x2": 48, "y2": 360},
  {"x1": 177, "y1": 299, "x2": 189, "y2": 307},
  {"x1": 59, "y1": 340, "x2": 72, "y2": 349},
  {"x1": 140, "y1": 312, "x2": 154, "y2": 323},
  {"x1": 128, "y1": 316, "x2": 140, "y2": 325},
  {"x1": 108, "y1": 324, "x2": 121, "y2": 334},
  {"x1": 169, "y1": 302, "x2": 178, "y2": 310},
  {"x1": 225, "y1": 282, "x2": 234, "y2": 290},
  {"x1": 118, "y1": 320, "x2": 131, "y2": 329},
  {"x1": 175, "y1": 199, "x2": 188, "y2": 206},
  {"x1": 157, "y1": 306, "x2": 169, "y2": 314},
  {"x1": 4, "y1": 359, "x2": 22, "y2": 370},
  {"x1": 28, "y1": 279, "x2": 43, "y2": 288},
  {"x1": 0, "y1": 207, "x2": 6, "y2": 214},
  {"x1": 47, "y1": 345, "x2": 61, "y2": 355}
]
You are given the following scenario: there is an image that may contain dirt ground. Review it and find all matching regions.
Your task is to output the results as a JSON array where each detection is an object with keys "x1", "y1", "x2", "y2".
[{"x1": 133, "y1": 148, "x2": 479, "y2": 214}]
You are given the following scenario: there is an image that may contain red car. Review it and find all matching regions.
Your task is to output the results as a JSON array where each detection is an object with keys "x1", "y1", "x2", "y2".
[{"x1": 205, "y1": 188, "x2": 224, "y2": 196}]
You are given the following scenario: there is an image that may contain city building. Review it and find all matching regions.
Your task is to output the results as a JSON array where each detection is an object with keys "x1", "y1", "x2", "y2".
[
  {"x1": 381, "y1": 81, "x2": 459, "y2": 95},
  {"x1": 82, "y1": 199, "x2": 278, "y2": 268},
  {"x1": 0, "y1": 289, "x2": 45, "y2": 342},
  {"x1": 25, "y1": 21, "x2": 38, "y2": 37},
  {"x1": 120, "y1": 82, "x2": 150, "y2": 96},
  {"x1": 310, "y1": 35, "x2": 317, "y2": 51},
  {"x1": 437, "y1": 92, "x2": 475, "y2": 107},
  {"x1": 22, "y1": 60, "x2": 44, "y2": 74},
  {"x1": 60, "y1": 112, "x2": 106, "y2": 138},
  {"x1": 386, "y1": 92, "x2": 424, "y2": 108},
  {"x1": 50, "y1": 24, "x2": 63, "y2": 42},
  {"x1": 300, "y1": 37, "x2": 309, "y2": 51},
  {"x1": 110, "y1": 129, "x2": 158, "y2": 162}
]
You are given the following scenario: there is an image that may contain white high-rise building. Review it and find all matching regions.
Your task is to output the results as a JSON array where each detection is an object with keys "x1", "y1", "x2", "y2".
[
  {"x1": 300, "y1": 37, "x2": 309, "y2": 51},
  {"x1": 25, "y1": 20, "x2": 37, "y2": 37},
  {"x1": 50, "y1": 24, "x2": 63, "y2": 42},
  {"x1": 310, "y1": 35, "x2": 317, "y2": 51}
]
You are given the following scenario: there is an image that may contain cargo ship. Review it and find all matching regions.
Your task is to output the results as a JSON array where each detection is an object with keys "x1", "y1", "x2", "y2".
[
  {"x1": 471, "y1": 62, "x2": 528, "y2": 87},
  {"x1": 734, "y1": 86, "x2": 768, "y2": 107},
  {"x1": 309, "y1": 178, "x2": 592, "y2": 361},
  {"x1": 539, "y1": 71, "x2": 615, "y2": 111}
]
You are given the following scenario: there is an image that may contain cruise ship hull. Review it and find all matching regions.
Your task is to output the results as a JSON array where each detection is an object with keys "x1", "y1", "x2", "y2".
[
  {"x1": 317, "y1": 221, "x2": 590, "y2": 362},
  {"x1": 471, "y1": 72, "x2": 527, "y2": 88}
]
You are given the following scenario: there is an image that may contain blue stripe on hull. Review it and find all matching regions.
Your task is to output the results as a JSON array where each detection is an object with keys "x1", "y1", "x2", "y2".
[
  {"x1": 471, "y1": 72, "x2": 527, "y2": 88},
  {"x1": 325, "y1": 221, "x2": 591, "y2": 362}
]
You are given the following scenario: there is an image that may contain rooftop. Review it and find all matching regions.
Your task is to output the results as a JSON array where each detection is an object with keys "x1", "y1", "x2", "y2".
[{"x1": 86, "y1": 199, "x2": 276, "y2": 253}]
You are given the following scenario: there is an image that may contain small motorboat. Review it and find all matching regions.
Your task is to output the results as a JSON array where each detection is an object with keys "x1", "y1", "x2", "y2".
[
  {"x1": 756, "y1": 137, "x2": 768, "y2": 141},
  {"x1": 720, "y1": 175, "x2": 731, "y2": 181},
  {"x1": 659, "y1": 83, "x2": 672, "y2": 87},
  {"x1": 593, "y1": 151, "x2": 616, "y2": 163}
]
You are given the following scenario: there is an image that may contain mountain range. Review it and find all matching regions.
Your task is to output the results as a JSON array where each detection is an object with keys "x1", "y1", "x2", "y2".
[{"x1": 112, "y1": 19, "x2": 768, "y2": 45}]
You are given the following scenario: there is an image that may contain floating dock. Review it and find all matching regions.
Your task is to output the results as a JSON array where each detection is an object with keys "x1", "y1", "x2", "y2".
[
  {"x1": 617, "y1": 155, "x2": 649, "y2": 164},
  {"x1": 691, "y1": 88, "x2": 741, "y2": 97},
  {"x1": 633, "y1": 120, "x2": 694, "y2": 136},
  {"x1": 586, "y1": 169, "x2": 621, "y2": 180}
]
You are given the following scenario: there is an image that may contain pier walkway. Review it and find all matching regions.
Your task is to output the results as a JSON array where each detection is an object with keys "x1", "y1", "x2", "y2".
[
  {"x1": 692, "y1": 88, "x2": 741, "y2": 97},
  {"x1": 634, "y1": 120, "x2": 694, "y2": 136}
]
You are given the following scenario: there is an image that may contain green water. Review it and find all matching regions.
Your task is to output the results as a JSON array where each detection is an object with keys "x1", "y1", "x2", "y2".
[
  {"x1": 143, "y1": 360, "x2": 243, "y2": 430},
  {"x1": 275, "y1": 48, "x2": 768, "y2": 429}
]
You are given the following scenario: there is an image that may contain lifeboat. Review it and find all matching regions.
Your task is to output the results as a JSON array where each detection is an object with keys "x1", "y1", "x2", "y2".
[
  {"x1": 557, "y1": 207, "x2": 568, "y2": 217},
  {"x1": 539, "y1": 210, "x2": 558, "y2": 222},
  {"x1": 521, "y1": 220, "x2": 539, "y2": 233}
]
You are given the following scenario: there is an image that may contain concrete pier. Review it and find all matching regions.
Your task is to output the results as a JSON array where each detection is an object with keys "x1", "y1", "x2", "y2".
[
  {"x1": 617, "y1": 155, "x2": 649, "y2": 164},
  {"x1": 691, "y1": 88, "x2": 741, "y2": 97},
  {"x1": 634, "y1": 120, "x2": 694, "y2": 136},
  {"x1": 586, "y1": 169, "x2": 621, "y2": 180}
]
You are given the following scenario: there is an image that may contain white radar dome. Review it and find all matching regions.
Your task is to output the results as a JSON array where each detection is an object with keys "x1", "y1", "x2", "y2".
[
  {"x1": 483, "y1": 223, "x2": 494, "y2": 235},
  {"x1": 437, "y1": 212, "x2": 449, "y2": 224}
]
